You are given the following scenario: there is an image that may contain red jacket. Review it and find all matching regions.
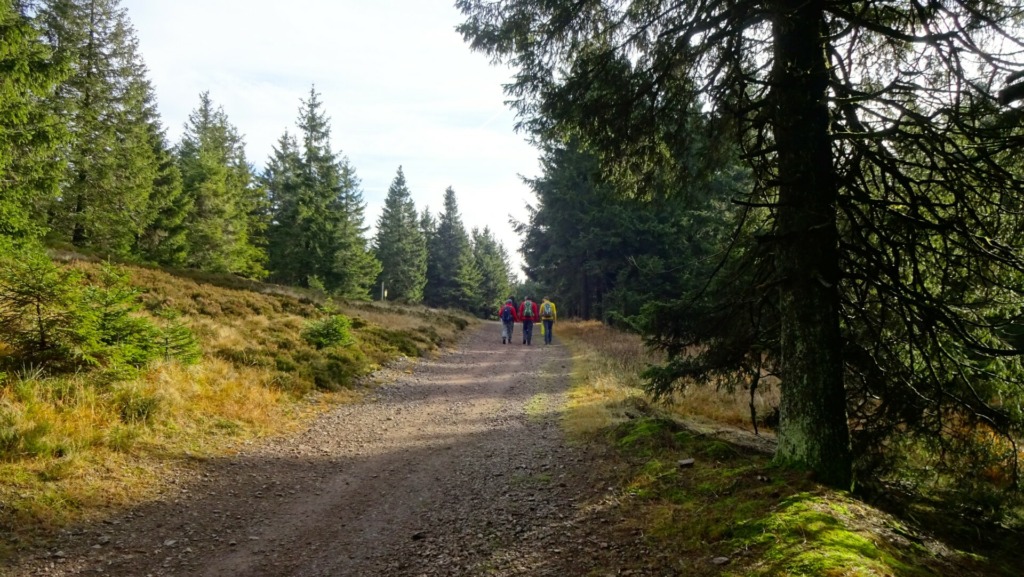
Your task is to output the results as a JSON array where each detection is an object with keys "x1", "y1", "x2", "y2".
[
  {"x1": 518, "y1": 300, "x2": 539, "y2": 322},
  {"x1": 498, "y1": 302, "x2": 519, "y2": 322}
]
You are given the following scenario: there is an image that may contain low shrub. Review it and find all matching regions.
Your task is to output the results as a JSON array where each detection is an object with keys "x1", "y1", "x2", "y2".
[
  {"x1": 0, "y1": 410, "x2": 21, "y2": 458},
  {"x1": 106, "y1": 424, "x2": 142, "y2": 452},
  {"x1": 301, "y1": 315, "x2": 355, "y2": 350},
  {"x1": 0, "y1": 249, "x2": 201, "y2": 378},
  {"x1": 303, "y1": 346, "x2": 370, "y2": 391},
  {"x1": 0, "y1": 416, "x2": 58, "y2": 461},
  {"x1": 112, "y1": 384, "x2": 162, "y2": 425},
  {"x1": 360, "y1": 326, "x2": 425, "y2": 358}
]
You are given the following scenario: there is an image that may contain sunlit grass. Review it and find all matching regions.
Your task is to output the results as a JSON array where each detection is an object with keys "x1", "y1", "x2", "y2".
[
  {"x1": 556, "y1": 319, "x2": 1015, "y2": 577},
  {"x1": 557, "y1": 321, "x2": 648, "y2": 439},
  {"x1": 669, "y1": 374, "x2": 781, "y2": 433},
  {"x1": 0, "y1": 260, "x2": 474, "y2": 554},
  {"x1": 558, "y1": 320, "x2": 777, "y2": 437},
  {"x1": 0, "y1": 361, "x2": 318, "y2": 553},
  {"x1": 346, "y1": 301, "x2": 447, "y2": 333}
]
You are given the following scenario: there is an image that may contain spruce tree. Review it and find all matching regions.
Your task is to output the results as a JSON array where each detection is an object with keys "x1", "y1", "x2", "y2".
[
  {"x1": 419, "y1": 208, "x2": 437, "y2": 252},
  {"x1": 135, "y1": 117, "x2": 187, "y2": 265},
  {"x1": 459, "y1": 0, "x2": 1024, "y2": 491},
  {"x1": 331, "y1": 152, "x2": 380, "y2": 299},
  {"x1": 294, "y1": 87, "x2": 343, "y2": 288},
  {"x1": 265, "y1": 87, "x2": 379, "y2": 297},
  {"x1": 420, "y1": 207, "x2": 440, "y2": 302},
  {"x1": 425, "y1": 187, "x2": 480, "y2": 310},
  {"x1": 263, "y1": 131, "x2": 304, "y2": 284},
  {"x1": 38, "y1": 0, "x2": 168, "y2": 256},
  {"x1": 513, "y1": 137, "x2": 739, "y2": 323},
  {"x1": 471, "y1": 227, "x2": 512, "y2": 316},
  {"x1": 0, "y1": 1, "x2": 66, "y2": 242},
  {"x1": 176, "y1": 92, "x2": 265, "y2": 277},
  {"x1": 374, "y1": 167, "x2": 427, "y2": 302}
]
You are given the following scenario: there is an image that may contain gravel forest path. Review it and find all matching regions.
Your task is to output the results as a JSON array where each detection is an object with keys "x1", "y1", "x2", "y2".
[{"x1": 7, "y1": 321, "x2": 666, "y2": 577}]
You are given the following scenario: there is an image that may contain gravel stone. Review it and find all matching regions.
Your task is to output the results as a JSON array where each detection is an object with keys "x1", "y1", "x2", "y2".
[{"x1": 6, "y1": 322, "x2": 667, "y2": 576}]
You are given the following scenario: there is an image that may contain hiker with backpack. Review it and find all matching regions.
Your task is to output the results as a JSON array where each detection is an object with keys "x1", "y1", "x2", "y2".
[
  {"x1": 498, "y1": 299, "x2": 519, "y2": 344},
  {"x1": 519, "y1": 296, "x2": 539, "y2": 345},
  {"x1": 539, "y1": 296, "x2": 557, "y2": 345}
]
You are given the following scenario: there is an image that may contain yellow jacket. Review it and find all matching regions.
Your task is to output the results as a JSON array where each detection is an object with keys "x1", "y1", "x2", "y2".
[{"x1": 540, "y1": 299, "x2": 557, "y2": 320}]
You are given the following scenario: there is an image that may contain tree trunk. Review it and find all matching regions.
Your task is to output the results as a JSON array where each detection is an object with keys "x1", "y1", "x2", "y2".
[
  {"x1": 581, "y1": 268, "x2": 592, "y2": 320},
  {"x1": 770, "y1": 0, "x2": 852, "y2": 488}
]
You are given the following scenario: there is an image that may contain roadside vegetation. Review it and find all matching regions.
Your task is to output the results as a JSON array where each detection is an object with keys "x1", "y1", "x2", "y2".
[
  {"x1": 558, "y1": 320, "x2": 1021, "y2": 577},
  {"x1": 0, "y1": 247, "x2": 473, "y2": 555}
]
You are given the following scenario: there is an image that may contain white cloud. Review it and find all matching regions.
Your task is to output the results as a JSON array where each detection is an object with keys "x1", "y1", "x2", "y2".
[{"x1": 123, "y1": 0, "x2": 538, "y2": 277}]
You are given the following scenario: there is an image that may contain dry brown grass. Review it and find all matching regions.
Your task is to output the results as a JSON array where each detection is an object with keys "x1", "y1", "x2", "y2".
[
  {"x1": 668, "y1": 373, "x2": 781, "y2": 432},
  {"x1": 557, "y1": 321, "x2": 651, "y2": 438},
  {"x1": 346, "y1": 302, "x2": 444, "y2": 332},
  {"x1": 0, "y1": 260, "x2": 474, "y2": 553},
  {"x1": 558, "y1": 320, "x2": 778, "y2": 437},
  {"x1": 558, "y1": 321, "x2": 1023, "y2": 577}
]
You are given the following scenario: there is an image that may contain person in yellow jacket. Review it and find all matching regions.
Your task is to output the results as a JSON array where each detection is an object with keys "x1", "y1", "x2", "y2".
[{"x1": 539, "y1": 297, "x2": 557, "y2": 345}]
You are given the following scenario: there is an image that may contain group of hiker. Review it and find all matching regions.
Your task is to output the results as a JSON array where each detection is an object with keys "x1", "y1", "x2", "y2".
[{"x1": 497, "y1": 296, "x2": 557, "y2": 345}]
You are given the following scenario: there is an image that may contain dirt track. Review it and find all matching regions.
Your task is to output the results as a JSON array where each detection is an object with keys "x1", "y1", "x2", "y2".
[{"x1": 6, "y1": 321, "x2": 669, "y2": 576}]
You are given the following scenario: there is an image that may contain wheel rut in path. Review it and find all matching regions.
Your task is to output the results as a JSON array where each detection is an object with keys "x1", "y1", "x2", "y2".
[{"x1": 7, "y1": 321, "x2": 662, "y2": 576}]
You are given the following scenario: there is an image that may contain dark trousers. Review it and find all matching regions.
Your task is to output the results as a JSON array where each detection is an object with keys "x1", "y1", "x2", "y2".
[
  {"x1": 522, "y1": 320, "x2": 534, "y2": 344},
  {"x1": 542, "y1": 319, "x2": 554, "y2": 344}
]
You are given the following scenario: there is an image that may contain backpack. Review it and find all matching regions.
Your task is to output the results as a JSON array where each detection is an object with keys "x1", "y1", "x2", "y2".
[
  {"x1": 541, "y1": 302, "x2": 553, "y2": 318},
  {"x1": 500, "y1": 305, "x2": 514, "y2": 322},
  {"x1": 522, "y1": 300, "x2": 534, "y2": 318}
]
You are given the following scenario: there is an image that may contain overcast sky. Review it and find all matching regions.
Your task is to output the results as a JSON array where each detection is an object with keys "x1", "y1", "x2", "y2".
[{"x1": 121, "y1": 0, "x2": 538, "y2": 277}]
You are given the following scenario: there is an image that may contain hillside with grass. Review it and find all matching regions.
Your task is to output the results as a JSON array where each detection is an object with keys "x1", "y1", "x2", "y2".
[
  {"x1": 558, "y1": 320, "x2": 1022, "y2": 576},
  {"x1": 1, "y1": 249, "x2": 1021, "y2": 575},
  {"x1": 0, "y1": 249, "x2": 472, "y2": 554}
]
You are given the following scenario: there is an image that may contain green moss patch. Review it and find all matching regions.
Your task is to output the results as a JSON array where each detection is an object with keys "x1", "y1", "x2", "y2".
[{"x1": 597, "y1": 417, "x2": 1018, "y2": 577}]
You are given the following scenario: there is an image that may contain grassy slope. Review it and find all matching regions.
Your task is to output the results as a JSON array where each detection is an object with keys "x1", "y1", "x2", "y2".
[
  {"x1": 0, "y1": 260, "x2": 473, "y2": 555},
  {"x1": 558, "y1": 320, "x2": 1021, "y2": 577},
  {"x1": 4, "y1": 269, "x2": 1020, "y2": 574}
]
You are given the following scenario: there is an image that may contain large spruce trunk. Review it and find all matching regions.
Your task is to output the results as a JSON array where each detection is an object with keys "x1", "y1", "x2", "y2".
[{"x1": 770, "y1": 0, "x2": 852, "y2": 488}]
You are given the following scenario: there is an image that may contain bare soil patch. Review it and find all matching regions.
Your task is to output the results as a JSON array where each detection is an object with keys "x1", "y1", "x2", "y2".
[{"x1": 5, "y1": 322, "x2": 662, "y2": 577}]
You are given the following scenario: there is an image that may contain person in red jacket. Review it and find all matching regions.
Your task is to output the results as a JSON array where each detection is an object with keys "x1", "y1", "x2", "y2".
[
  {"x1": 518, "y1": 296, "x2": 540, "y2": 345},
  {"x1": 498, "y1": 299, "x2": 519, "y2": 344}
]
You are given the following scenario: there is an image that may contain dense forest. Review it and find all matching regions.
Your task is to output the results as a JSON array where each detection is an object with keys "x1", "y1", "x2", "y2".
[
  {"x1": 458, "y1": 0, "x2": 1024, "y2": 520},
  {"x1": 0, "y1": 0, "x2": 515, "y2": 309}
]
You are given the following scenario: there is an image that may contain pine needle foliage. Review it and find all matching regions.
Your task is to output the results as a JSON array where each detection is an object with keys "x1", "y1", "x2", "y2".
[{"x1": 459, "y1": 0, "x2": 1024, "y2": 502}]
